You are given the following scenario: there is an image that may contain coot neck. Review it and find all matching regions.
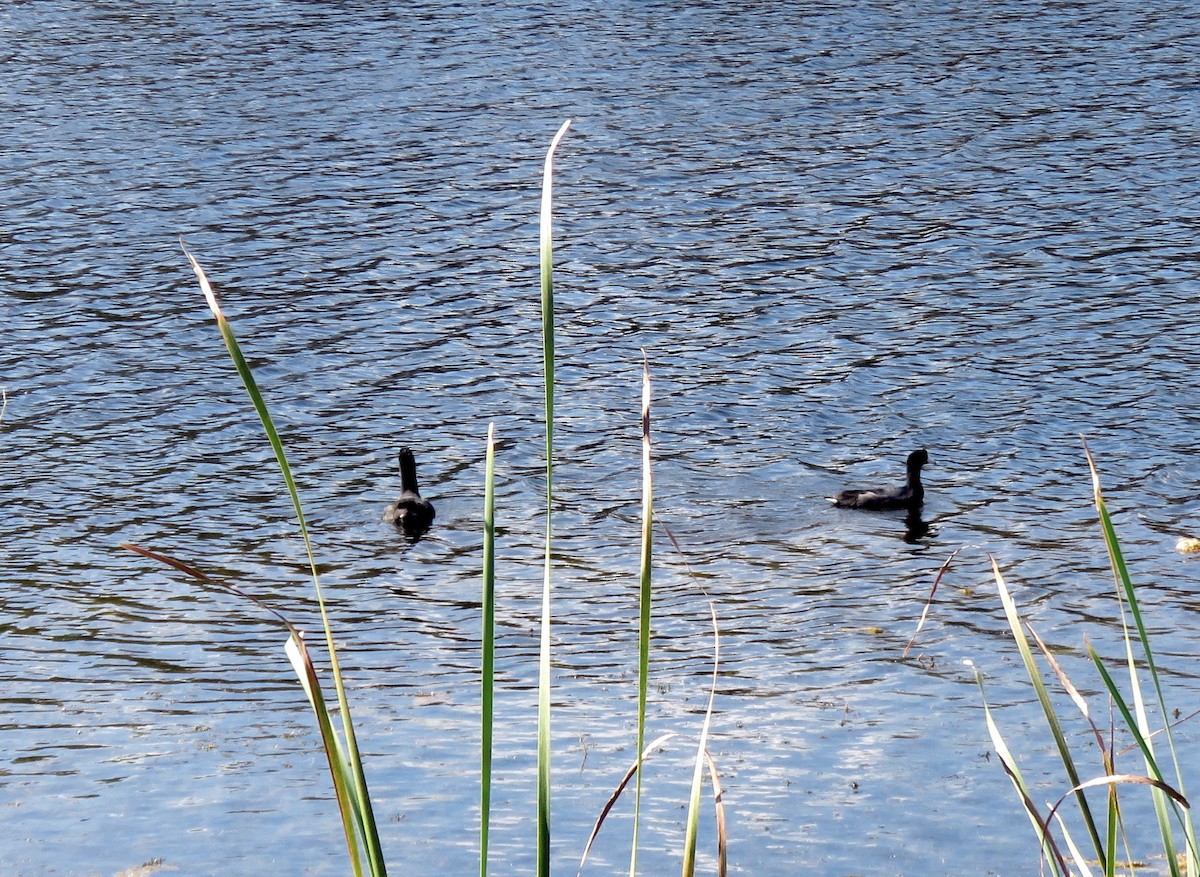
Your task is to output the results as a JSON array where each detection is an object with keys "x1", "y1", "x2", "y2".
[
  {"x1": 906, "y1": 463, "x2": 924, "y2": 503},
  {"x1": 399, "y1": 451, "x2": 421, "y2": 495}
]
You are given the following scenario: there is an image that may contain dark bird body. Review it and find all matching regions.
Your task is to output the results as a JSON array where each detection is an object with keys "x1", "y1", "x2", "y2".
[
  {"x1": 385, "y1": 448, "x2": 435, "y2": 536},
  {"x1": 831, "y1": 449, "x2": 929, "y2": 511}
]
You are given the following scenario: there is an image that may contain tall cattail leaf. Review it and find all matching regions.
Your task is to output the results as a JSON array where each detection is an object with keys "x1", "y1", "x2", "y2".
[
  {"x1": 1084, "y1": 441, "x2": 1198, "y2": 875},
  {"x1": 178, "y1": 243, "x2": 387, "y2": 876},
  {"x1": 537, "y1": 119, "x2": 570, "y2": 877}
]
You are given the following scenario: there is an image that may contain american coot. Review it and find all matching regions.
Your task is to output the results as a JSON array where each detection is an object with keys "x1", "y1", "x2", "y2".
[
  {"x1": 831, "y1": 449, "x2": 929, "y2": 511},
  {"x1": 384, "y1": 448, "x2": 436, "y2": 536}
]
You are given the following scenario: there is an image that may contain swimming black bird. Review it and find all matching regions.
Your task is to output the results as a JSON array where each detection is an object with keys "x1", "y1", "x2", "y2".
[
  {"x1": 384, "y1": 448, "x2": 436, "y2": 536},
  {"x1": 830, "y1": 449, "x2": 929, "y2": 511}
]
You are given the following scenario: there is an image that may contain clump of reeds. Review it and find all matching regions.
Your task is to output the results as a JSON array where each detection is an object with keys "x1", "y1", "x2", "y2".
[
  {"x1": 973, "y1": 443, "x2": 1198, "y2": 877},
  {"x1": 128, "y1": 122, "x2": 725, "y2": 877}
]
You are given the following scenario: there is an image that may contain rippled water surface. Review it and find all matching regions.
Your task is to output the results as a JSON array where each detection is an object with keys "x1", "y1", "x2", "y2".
[{"x1": 5, "y1": 2, "x2": 1200, "y2": 875}]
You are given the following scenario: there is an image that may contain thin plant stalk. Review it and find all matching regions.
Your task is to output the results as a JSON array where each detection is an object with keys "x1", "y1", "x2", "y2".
[
  {"x1": 630, "y1": 352, "x2": 653, "y2": 877},
  {"x1": 481, "y1": 423, "x2": 497, "y2": 877},
  {"x1": 658, "y1": 523, "x2": 729, "y2": 877},
  {"x1": 180, "y1": 241, "x2": 386, "y2": 876},
  {"x1": 574, "y1": 364, "x2": 725, "y2": 877},
  {"x1": 537, "y1": 118, "x2": 572, "y2": 877}
]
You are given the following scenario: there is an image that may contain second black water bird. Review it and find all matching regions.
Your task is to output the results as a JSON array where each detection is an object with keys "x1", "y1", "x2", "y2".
[
  {"x1": 384, "y1": 448, "x2": 436, "y2": 536},
  {"x1": 831, "y1": 449, "x2": 929, "y2": 511}
]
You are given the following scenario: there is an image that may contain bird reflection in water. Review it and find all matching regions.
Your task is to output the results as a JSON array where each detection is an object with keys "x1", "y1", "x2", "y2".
[{"x1": 903, "y1": 509, "x2": 932, "y2": 543}]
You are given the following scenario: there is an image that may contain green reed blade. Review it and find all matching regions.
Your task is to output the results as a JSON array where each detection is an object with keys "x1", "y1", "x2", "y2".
[
  {"x1": 536, "y1": 119, "x2": 571, "y2": 877},
  {"x1": 1026, "y1": 623, "x2": 1125, "y2": 877},
  {"x1": 1089, "y1": 644, "x2": 1188, "y2": 877},
  {"x1": 1087, "y1": 646, "x2": 1168, "y2": 793},
  {"x1": 285, "y1": 632, "x2": 368, "y2": 874},
  {"x1": 480, "y1": 423, "x2": 496, "y2": 877},
  {"x1": 630, "y1": 353, "x2": 653, "y2": 877},
  {"x1": 181, "y1": 242, "x2": 386, "y2": 876}
]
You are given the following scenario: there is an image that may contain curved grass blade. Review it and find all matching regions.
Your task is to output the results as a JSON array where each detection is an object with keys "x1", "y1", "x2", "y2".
[
  {"x1": 1047, "y1": 774, "x2": 1189, "y2": 827},
  {"x1": 536, "y1": 119, "x2": 571, "y2": 877},
  {"x1": 180, "y1": 242, "x2": 385, "y2": 876},
  {"x1": 991, "y1": 555, "x2": 1106, "y2": 865},
  {"x1": 976, "y1": 668, "x2": 1071, "y2": 876},
  {"x1": 122, "y1": 543, "x2": 367, "y2": 873},
  {"x1": 577, "y1": 733, "x2": 678, "y2": 877},
  {"x1": 903, "y1": 547, "x2": 962, "y2": 658},
  {"x1": 577, "y1": 733, "x2": 725, "y2": 877},
  {"x1": 1047, "y1": 772, "x2": 1192, "y2": 877},
  {"x1": 480, "y1": 424, "x2": 497, "y2": 877},
  {"x1": 657, "y1": 521, "x2": 728, "y2": 875},
  {"x1": 284, "y1": 632, "x2": 369, "y2": 869},
  {"x1": 630, "y1": 352, "x2": 654, "y2": 877},
  {"x1": 1027, "y1": 623, "x2": 1127, "y2": 875},
  {"x1": 702, "y1": 750, "x2": 728, "y2": 877},
  {"x1": 682, "y1": 597, "x2": 721, "y2": 877}
]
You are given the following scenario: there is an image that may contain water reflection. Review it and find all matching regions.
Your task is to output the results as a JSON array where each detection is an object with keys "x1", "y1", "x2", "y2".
[{"x1": 904, "y1": 509, "x2": 933, "y2": 544}]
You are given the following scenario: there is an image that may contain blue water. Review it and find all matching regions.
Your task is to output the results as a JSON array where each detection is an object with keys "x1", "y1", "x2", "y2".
[{"x1": 4, "y1": 1, "x2": 1200, "y2": 874}]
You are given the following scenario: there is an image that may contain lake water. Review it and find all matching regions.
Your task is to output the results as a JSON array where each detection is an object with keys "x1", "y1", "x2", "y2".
[{"x1": 4, "y1": 1, "x2": 1200, "y2": 875}]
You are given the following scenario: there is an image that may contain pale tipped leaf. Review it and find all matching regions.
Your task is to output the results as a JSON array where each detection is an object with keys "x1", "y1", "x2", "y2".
[{"x1": 536, "y1": 120, "x2": 570, "y2": 877}]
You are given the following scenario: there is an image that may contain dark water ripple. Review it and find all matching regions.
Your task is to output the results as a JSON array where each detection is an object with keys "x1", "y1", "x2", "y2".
[{"x1": 5, "y1": 1, "x2": 1200, "y2": 875}]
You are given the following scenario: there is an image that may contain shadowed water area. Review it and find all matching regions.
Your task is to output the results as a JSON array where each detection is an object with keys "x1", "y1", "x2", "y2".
[{"x1": 4, "y1": 1, "x2": 1200, "y2": 874}]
